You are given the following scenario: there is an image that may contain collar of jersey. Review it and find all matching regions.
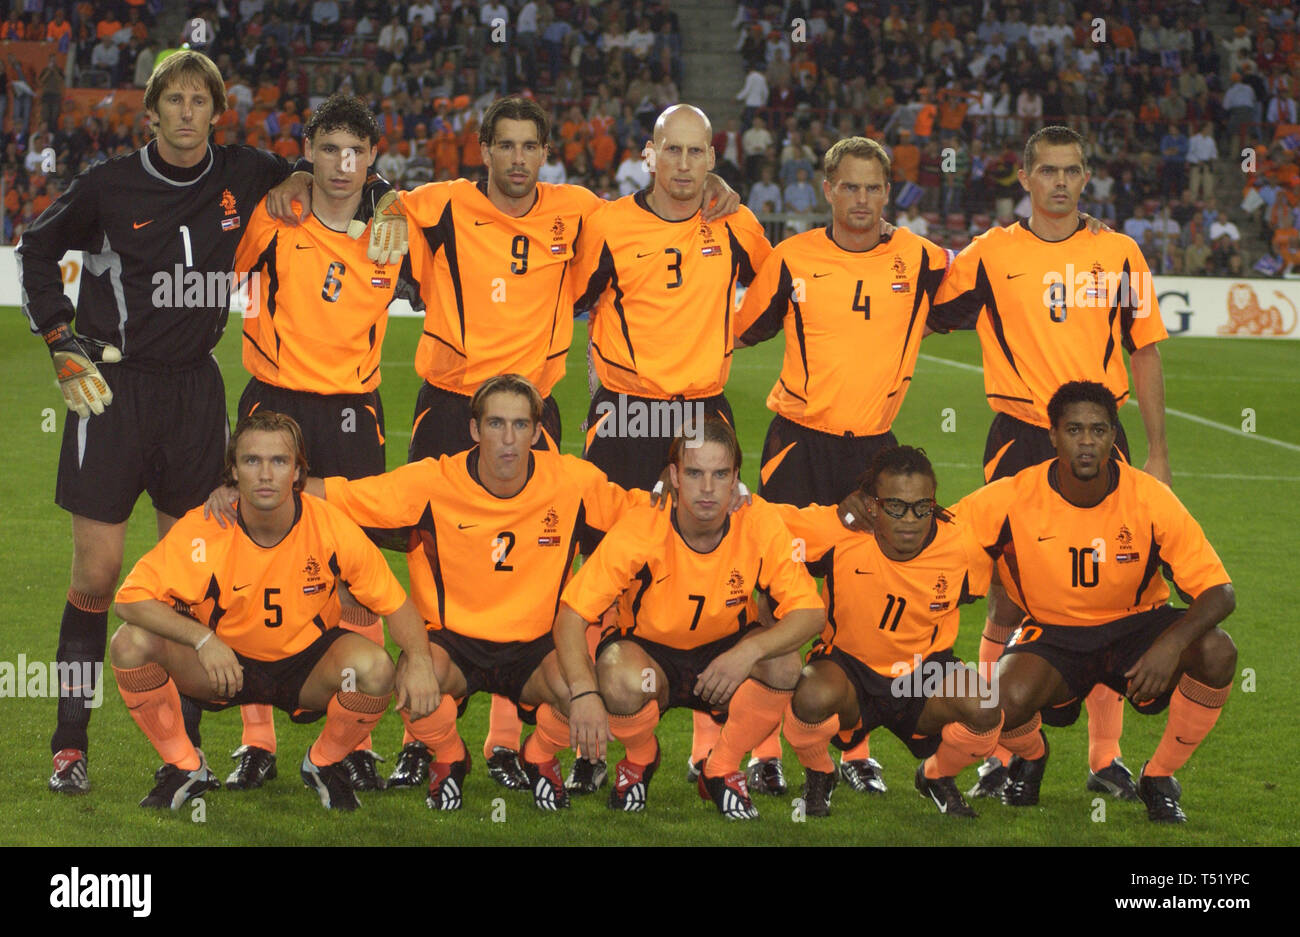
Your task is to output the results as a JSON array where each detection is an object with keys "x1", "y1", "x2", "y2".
[
  {"x1": 475, "y1": 179, "x2": 540, "y2": 218},
  {"x1": 1047, "y1": 458, "x2": 1120, "y2": 504},
  {"x1": 823, "y1": 221, "x2": 893, "y2": 253},
  {"x1": 634, "y1": 188, "x2": 699, "y2": 224},
  {"x1": 236, "y1": 490, "x2": 304, "y2": 548},
  {"x1": 466, "y1": 448, "x2": 537, "y2": 499},
  {"x1": 670, "y1": 507, "x2": 731, "y2": 555},
  {"x1": 142, "y1": 140, "x2": 214, "y2": 185},
  {"x1": 1016, "y1": 216, "x2": 1087, "y2": 243}
]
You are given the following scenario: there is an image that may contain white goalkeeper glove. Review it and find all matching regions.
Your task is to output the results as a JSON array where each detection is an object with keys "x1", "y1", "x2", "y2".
[
  {"x1": 43, "y1": 323, "x2": 121, "y2": 418},
  {"x1": 348, "y1": 187, "x2": 408, "y2": 266}
]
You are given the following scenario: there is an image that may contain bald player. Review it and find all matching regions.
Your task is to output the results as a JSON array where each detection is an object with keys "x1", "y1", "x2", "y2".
[{"x1": 928, "y1": 125, "x2": 1170, "y2": 802}]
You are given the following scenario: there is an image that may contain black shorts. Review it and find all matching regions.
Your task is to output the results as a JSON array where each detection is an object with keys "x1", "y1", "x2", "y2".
[
  {"x1": 1001, "y1": 605, "x2": 1183, "y2": 718},
  {"x1": 409, "y1": 381, "x2": 561, "y2": 462},
  {"x1": 582, "y1": 386, "x2": 734, "y2": 492},
  {"x1": 758, "y1": 415, "x2": 897, "y2": 509},
  {"x1": 238, "y1": 378, "x2": 385, "y2": 480},
  {"x1": 809, "y1": 644, "x2": 964, "y2": 759},
  {"x1": 594, "y1": 629, "x2": 750, "y2": 718},
  {"x1": 192, "y1": 627, "x2": 350, "y2": 722},
  {"x1": 983, "y1": 412, "x2": 1131, "y2": 482},
  {"x1": 56, "y1": 358, "x2": 228, "y2": 523},
  {"x1": 429, "y1": 628, "x2": 554, "y2": 722}
]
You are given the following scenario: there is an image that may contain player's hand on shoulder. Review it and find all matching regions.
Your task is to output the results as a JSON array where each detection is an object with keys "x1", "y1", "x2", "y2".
[
  {"x1": 701, "y1": 173, "x2": 741, "y2": 221},
  {"x1": 880, "y1": 219, "x2": 897, "y2": 238},
  {"x1": 649, "y1": 467, "x2": 675, "y2": 511},
  {"x1": 568, "y1": 691, "x2": 612, "y2": 760},
  {"x1": 197, "y1": 634, "x2": 243, "y2": 698},
  {"x1": 202, "y1": 484, "x2": 239, "y2": 528},
  {"x1": 838, "y1": 490, "x2": 874, "y2": 533},
  {"x1": 266, "y1": 170, "x2": 313, "y2": 224},
  {"x1": 396, "y1": 649, "x2": 440, "y2": 719},
  {"x1": 728, "y1": 481, "x2": 751, "y2": 513},
  {"x1": 352, "y1": 189, "x2": 409, "y2": 266},
  {"x1": 1080, "y1": 211, "x2": 1114, "y2": 234},
  {"x1": 42, "y1": 323, "x2": 121, "y2": 418}
]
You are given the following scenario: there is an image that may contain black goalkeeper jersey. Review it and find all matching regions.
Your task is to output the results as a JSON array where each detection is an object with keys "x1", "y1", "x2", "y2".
[{"x1": 17, "y1": 140, "x2": 294, "y2": 369}]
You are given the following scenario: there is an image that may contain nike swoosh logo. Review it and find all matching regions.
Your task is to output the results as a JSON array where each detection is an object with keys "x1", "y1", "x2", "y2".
[
  {"x1": 133, "y1": 220, "x2": 153, "y2": 229},
  {"x1": 474, "y1": 220, "x2": 493, "y2": 226},
  {"x1": 1175, "y1": 736, "x2": 1196, "y2": 745},
  {"x1": 1006, "y1": 273, "x2": 1026, "y2": 279},
  {"x1": 1037, "y1": 535, "x2": 1055, "y2": 542},
  {"x1": 457, "y1": 523, "x2": 477, "y2": 530},
  {"x1": 636, "y1": 250, "x2": 656, "y2": 258},
  {"x1": 295, "y1": 244, "x2": 314, "y2": 250},
  {"x1": 853, "y1": 568, "x2": 873, "y2": 575},
  {"x1": 813, "y1": 272, "x2": 831, "y2": 278},
  {"x1": 655, "y1": 575, "x2": 670, "y2": 583},
  {"x1": 233, "y1": 584, "x2": 250, "y2": 591}
]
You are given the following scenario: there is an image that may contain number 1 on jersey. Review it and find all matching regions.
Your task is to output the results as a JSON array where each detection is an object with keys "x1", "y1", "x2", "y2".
[{"x1": 179, "y1": 225, "x2": 193, "y2": 267}]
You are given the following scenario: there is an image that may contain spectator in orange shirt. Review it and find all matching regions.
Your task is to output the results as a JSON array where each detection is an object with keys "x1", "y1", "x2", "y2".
[
  {"x1": 938, "y1": 86, "x2": 972, "y2": 133},
  {"x1": 460, "y1": 114, "x2": 483, "y2": 172},
  {"x1": 590, "y1": 125, "x2": 616, "y2": 173},
  {"x1": 272, "y1": 126, "x2": 300, "y2": 159},
  {"x1": 96, "y1": 17, "x2": 123, "y2": 41},
  {"x1": 892, "y1": 128, "x2": 920, "y2": 183},
  {"x1": 1, "y1": 9, "x2": 24, "y2": 39},
  {"x1": 913, "y1": 90, "x2": 937, "y2": 140},
  {"x1": 928, "y1": 8, "x2": 956, "y2": 41},
  {"x1": 432, "y1": 124, "x2": 458, "y2": 177},
  {"x1": 46, "y1": 9, "x2": 72, "y2": 48}
]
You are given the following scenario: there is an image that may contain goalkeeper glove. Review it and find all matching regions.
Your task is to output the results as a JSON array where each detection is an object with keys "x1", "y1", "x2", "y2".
[
  {"x1": 348, "y1": 182, "x2": 408, "y2": 266},
  {"x1": 42, "y1": 323, "x2": 122, "y2": 418}
]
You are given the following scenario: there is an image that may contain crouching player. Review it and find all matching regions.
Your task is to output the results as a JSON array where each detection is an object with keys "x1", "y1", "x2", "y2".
[
  {"x1": 554, "y1": 418, "x2": 825, "y2": 819},
  {"x1": 110, "y1": 411, "x2": 438, "y2": 810},
  {"x1": 957, "y1": 382, "x2": 1236, "y2": 822},
  {"x1": 777, "y1": 446, "x2": 1002, "y2": 817}
]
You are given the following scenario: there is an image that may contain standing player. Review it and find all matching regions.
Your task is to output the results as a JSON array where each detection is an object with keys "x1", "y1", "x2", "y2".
[
  {"x1": 305, "y1": 375, "x2": 656, "y2": 811},
  {"x1": 928, "y1": 125, "x2": 1171, "y2": 801},
  {"x1": 110, "y1": 411, "x2": 438, "y2": 811},
  {"x1": 393, "y1": 97, "x2": 740, "y2": 794},
  {"x1": 224, "y1": 93, "x2": 417, "y2": 793},
  {"x1": 775, "y1": 446, "x2": 1001, "y2": 818},
  {"x1": 16, "y1": 51, "x2": 323, "y2": 795},
  {"x1": 734, "y1": 136, "x2": 949, "y2": 796},
  {"x1": 955, "y1": 382, "x2": 1235, "y2": 822},
  {"x1": 554, "y1": 418, "x2": 826, "y2": 819}
]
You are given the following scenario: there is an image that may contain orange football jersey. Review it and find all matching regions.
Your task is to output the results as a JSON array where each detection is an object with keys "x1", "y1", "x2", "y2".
[
  {"x1": 323, "y1": 449, "x2": 647, "y2": 641},
  {"x1": 736, "y1": 225, "x2": 949, "y2": 436},
  {"x1": 401, "y1": 179, "x2": 603, "y2": 397},
  {"x1": 929, "y1": 221, "x2": 1167, "y2": 427},
  {"x1": 561, "y1": 498, "x2": 823, "y2": 650},
  {"x1": 572, "y1": 192, "x2": 772, "y2": 399},
  {"x1": 235, "y1": 195, "x2": 409, "y2": 395},
  {"x1": 775, "y1": 503, "x2": 992, "y2": 676},
  {"x1": 954, "y1": 460, "x2": 1230, "y2": 627},
  {"x1": 116, "y1": 495, "x2": 408, "y2": 661}
]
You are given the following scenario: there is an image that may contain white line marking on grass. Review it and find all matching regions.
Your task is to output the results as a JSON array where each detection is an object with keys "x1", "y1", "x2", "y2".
[{"x1": 919, "y1": 353, "x2": 1300, "y2": 453}]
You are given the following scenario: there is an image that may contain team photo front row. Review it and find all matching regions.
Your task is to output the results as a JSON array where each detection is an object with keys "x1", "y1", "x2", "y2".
[{"x1": 108, "y1": 375, "x2": 1235, "y2": 824}]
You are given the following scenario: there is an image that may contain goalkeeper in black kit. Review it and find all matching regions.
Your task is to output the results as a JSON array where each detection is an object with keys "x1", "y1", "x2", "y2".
[{"x1": 17, "y1": 50, "x2": 408, "y2": 794}]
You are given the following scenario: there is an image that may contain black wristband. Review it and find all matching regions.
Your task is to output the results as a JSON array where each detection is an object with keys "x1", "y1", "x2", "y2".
[{"x1": 570, "y1": 689, "x2": 600, "y2": 703}]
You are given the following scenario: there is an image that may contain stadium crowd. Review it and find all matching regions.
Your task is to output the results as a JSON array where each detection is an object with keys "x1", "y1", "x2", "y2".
[{"x1": 3, "y1": 0, "x2": 1300, "y2": 270}]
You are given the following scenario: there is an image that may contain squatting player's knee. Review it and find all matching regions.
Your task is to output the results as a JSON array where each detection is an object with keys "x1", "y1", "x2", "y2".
[
  {"x1": 996, "y1": 682, "x2": 1041, "y2": 733},
  {"x1": 1192, "y1": 627, "x2": 1238, "y2": 688},
  {"x1": 959, "y1": 698, "x2": 1004, "y2": 734},
  {"x1": 595, "y1": 651, "x2": 650, "y2": 714},
  {"x1": 751, "y1": 651, "x2": 801, "y2": 690},
  {"x1": 108, "y1": 622, "x2": 152, "y2": 669},
  {"x1": 791, "y1": 673, "x2": 841, "y2": 724},
  {"x1": 346, "y1": 644, "x2": 396, "y2": 696}
]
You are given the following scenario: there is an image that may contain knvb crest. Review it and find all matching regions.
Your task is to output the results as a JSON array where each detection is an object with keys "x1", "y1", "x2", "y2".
[{"x1": 303, "y1": 555, "x2": 322, "y2": 579}]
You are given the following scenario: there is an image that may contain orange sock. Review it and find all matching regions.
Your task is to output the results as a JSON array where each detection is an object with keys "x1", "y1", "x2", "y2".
[
  {"x1": 980, "y1": 619, "x2": 1015, "y2": 765},
  {"x1": 609, "y1": 700, "x2": 660, "y2": 764},
  {"x1": 309, "y1": 690, "x2": 389, "y2": 766},
  {"x1": 841, "y1": 734, "x2": 871, "y2": 761},
  {"x1": 1085, "y1": 684, "x2": 1125, "y2": 772},
  {"x1": 691, "y1": 709, "x2": 721, "y2": 764},
  {"x1": 402, "y1": 696, "x2": 466, "y2": 762},
  {"x1": 705, "y1": 680, "x2": 790, "y2": 777},
  {"x1": 1001, "y1": 713, "x2": 1045, "y2": 760},
  {"x1": 925, "y1": 713, "x2": 1005, "y2": 779},
  {"x1": 338, "y1": 605, "x2": 384, "y2": 645},
  {"x1": 1147, "y1": 675, "x2": 1231, "y2": 776},
  {"x1": 522, "y1": 704, "x2": 570, "y2": 763},
  {"x1": 239, "y1": 703, "x2": 277, "y2": 753},
  {"x1": 781, "y1": 703, "x2": 837, "y2": 773},
  {"x1": 753, "y1": 723, "x2": 783, "y2": 761},
  {"x1": 482, "y1": 694, "x2": 523, "y2": 759},
  {"x1": 115, "y1": 663, "x2": 200, "y2": 770}
]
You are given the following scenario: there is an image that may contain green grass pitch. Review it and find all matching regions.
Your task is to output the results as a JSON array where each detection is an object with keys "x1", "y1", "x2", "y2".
[{"x1": 0, "y1": 308, "x2": 1296, "y2": 846}]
